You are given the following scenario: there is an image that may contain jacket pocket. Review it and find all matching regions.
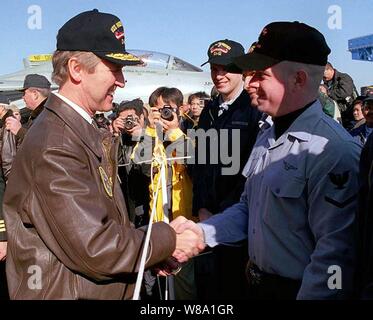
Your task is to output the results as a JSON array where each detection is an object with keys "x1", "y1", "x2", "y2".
[
  {"x1": 267, "y1": 174, "x2": 305, "y2": 198},
  {"x1": 262, "y1": 172, "x2": 307, "y2": 230}
]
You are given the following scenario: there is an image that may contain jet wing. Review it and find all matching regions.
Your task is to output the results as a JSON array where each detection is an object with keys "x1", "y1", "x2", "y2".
[
  {"x1": 0, "y1": 80, "x2": 24, "y2": 92},
  {"x1": 0, "y1": 80, "x2": 24, "y2": 103}
]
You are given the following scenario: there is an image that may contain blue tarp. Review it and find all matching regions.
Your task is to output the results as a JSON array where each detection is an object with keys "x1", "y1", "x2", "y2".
[{"x1": 348, "y1": 35, "x2": 373, "y2": 61}]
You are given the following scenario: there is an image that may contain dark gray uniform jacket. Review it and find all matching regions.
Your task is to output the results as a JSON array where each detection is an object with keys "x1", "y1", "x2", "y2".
[{"x1": 192, "y1": 89, "x2": 262, "y2": 215}]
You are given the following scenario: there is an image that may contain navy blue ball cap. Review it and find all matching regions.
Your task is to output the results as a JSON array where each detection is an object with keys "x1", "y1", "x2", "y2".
[
  {"x1": 234, "y1": 21, "x2": 331, "y2": 71},
  {"x1": 56, "y1": 9, "x2": 142, "y2": 66},
  {"x1": 201, "y1": 39, "x2": 244, "y2": 69}
]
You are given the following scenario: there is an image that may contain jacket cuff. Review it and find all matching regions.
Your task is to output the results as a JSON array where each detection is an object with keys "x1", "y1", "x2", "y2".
[
  {"x1": 0, "y1": 219, "x2": 6, "y2": 241},
  {"x1": 145, "y1": 222, "x2": 176, "y2": 268}
]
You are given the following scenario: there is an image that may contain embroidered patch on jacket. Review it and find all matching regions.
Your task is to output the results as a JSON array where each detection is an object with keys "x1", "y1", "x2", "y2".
[
  {"x1": 324, "y1": 195, "x2": 356, "y2": 208},
  {"x1": 328, "y1": 171, "x2": 349, "y2": 189},
  {"x1": 99, "y1": 166, "x2": 113, "y2": 198}
]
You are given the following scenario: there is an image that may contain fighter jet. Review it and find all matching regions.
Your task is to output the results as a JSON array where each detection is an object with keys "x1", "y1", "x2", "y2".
[{"x1": 0, "y1": 49, "x2": 214, "y2": 108}]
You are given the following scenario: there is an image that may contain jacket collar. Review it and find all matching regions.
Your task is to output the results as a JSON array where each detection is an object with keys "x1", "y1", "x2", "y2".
[
  {"x1": 30, "y1": 98, "x2": 47, "y2": 119},
  {"x1": 44, "y1": 94, "x2": 103, "y2": 159},
  {"x1": 209, "y1": 89, "x2": 249, "y2": 118},
  {"x1": 217, "y1": 87, "x2": 243, "y2": 107}
]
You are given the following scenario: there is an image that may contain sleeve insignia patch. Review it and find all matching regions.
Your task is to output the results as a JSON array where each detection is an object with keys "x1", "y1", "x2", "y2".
[
  {"x1": 328, "y1": 171, "x2": 350, "y2": 189},
  {"x1": 324, "y1": 194, "x2": 357, "y2": 208}
]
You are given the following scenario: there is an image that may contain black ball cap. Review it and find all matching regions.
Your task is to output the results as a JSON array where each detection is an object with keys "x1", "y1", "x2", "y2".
[
  {"x1": 201, "y1": 39, "x2": 244, "y2": 71},
  {"x1": 234, "y1": 21, "x2": 331, "y2": 71},
  {"x1": 56, "y1": 9, "x2": 142, "y2": 66}
]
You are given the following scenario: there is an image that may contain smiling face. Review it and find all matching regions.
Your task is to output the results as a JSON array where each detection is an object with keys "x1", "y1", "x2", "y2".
[
  {"x1": 80, "y1": 59, "x2": 125, "y2": 114},
  {"x1": 243, "y1": 63, "x2": 288, "y2": 117},
  {"x1": 210, "y1": 64, "x2": 243, "y2": 101}
]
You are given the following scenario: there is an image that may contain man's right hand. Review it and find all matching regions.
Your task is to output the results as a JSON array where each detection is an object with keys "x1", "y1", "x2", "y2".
[
  {"x1": 5, "y1": 117, "x2": 22, "y2": 135},
  {"x1": 170, "y1": 216, "x2": 205, "y2": 263}
]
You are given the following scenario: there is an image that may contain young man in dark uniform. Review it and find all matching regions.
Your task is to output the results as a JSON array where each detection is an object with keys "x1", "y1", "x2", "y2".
[{"x1": 193, "y1": 39, "x2": 262, "y2": 299}]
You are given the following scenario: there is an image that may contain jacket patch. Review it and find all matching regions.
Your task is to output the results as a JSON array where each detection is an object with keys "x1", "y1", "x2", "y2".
[
  {"x1": 324, "y1": 194, "x2": 356, "y2": 208},
  {"x1": 328, "y1": 171, "x2": 350, "y2": 189},
  {"x1": 99, "y1": 166, "x2": 113, "y2": 198}
]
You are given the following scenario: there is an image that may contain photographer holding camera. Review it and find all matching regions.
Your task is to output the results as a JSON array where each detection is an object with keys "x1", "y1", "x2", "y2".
[
  {"x1": 144, "y1": 87, "x2": 196, "y2": 299},
  {"x1": 112, "y1": 89, "x2": 196, "y2": 299},
  {"x1": 112, "y1": 99, "x2": 150, "y2": 227},
  {"x1": 148, "y1": 88, "x2": 181, "y2": 133},
  {"x1": 112, "y1": 99, "x2": 146, "y2": 137}
]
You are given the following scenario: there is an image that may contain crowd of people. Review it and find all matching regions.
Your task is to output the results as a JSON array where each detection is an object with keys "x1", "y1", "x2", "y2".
[{"x1": 0, "y1": 9, "x2": 373, "y2": 300}]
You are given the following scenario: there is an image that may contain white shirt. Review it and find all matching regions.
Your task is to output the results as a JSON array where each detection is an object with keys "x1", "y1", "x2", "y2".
[
  {"x1": 217, "y1": 87, "x2": 243, "y2": 116},
  {"x1": 53, "y1": 92, "x2": 93, "y2": 125}
]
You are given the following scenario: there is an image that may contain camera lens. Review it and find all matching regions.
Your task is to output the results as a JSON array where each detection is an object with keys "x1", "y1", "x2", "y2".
[
  {"x1": 160, "y1": 107, "x2": 174, "y2": 121},
  {"x1": 123, "y1": 115, "x2": 136, "y2": 130}
]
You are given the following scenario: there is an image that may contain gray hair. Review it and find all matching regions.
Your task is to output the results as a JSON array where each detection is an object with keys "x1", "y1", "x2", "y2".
[{"x1": 52, "y1": 51, "x2": 100, "y2": 86}]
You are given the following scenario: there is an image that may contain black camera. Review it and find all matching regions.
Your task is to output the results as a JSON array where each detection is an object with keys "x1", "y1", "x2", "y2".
[
  {"x1": 160, "y1": 106, "x2": 176, "y2": 121},
  {"x1": 200, "y1": 98, "x2": 210, "y2": 109},
  {"x1": 122, "y1": 115, "x2": 138, "y2": 130}
]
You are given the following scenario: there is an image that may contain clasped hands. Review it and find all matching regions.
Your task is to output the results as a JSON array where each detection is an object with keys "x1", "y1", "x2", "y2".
[{"x1": 156, "y1": 216, "x2": 205, "y2": 276}]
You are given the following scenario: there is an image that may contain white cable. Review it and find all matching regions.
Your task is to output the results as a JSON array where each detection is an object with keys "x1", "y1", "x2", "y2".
[
  {"x1": 132, "y1": 135, "x2": 188, "y2": 299},
  {"x1": 132, "y1": 164, "x2": 163, "y2": 300}
]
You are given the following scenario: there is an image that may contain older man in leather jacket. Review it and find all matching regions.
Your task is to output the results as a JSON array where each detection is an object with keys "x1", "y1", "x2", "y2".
[{"x1": 3, "y1": 10, "x2": 203, "y2": 300}]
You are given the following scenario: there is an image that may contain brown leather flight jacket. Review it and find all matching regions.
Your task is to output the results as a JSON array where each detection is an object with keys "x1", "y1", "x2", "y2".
[{"x1": 3, "y1": 94, "x2": 176, "y2": 299}]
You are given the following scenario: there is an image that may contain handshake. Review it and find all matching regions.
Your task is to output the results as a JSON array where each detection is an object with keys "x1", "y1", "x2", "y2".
[{"x1": 156, "y1": 216, "x2": 206, "y2": 276}]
